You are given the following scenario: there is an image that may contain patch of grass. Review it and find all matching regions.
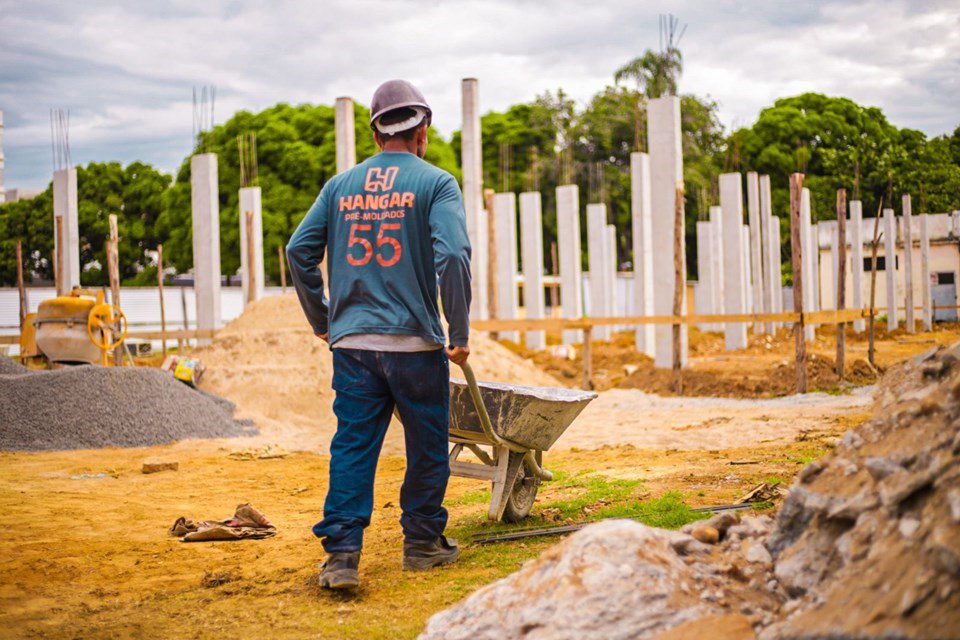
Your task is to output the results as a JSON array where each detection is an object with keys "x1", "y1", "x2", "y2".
[
  {"x1": 447, "y1": 488, "x2": 491, "y2": 507},
  {"x1": 763, "y1": 475, "x2": 784, "y2": 486},
  {"x1": 592, "y1": 492, "x2": 708, "y2": 529},
  {"x1": 537, "y1": 471, "x2": 643, "y2": 520}
]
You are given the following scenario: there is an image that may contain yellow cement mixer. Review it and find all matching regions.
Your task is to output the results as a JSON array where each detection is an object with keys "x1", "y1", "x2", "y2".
[{"x1": 24, "y1": 289, "x2": 127, "y2": 366}]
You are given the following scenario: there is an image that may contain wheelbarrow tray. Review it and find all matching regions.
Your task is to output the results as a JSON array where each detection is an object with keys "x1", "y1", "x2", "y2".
[{"x1": 449, "y1": 378, "x2": 597, "y2": 451}]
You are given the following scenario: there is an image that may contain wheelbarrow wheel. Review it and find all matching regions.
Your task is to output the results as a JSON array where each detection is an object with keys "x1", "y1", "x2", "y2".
[{"x1": 501, "y1": 451, "x2": 541, "y2": 523}]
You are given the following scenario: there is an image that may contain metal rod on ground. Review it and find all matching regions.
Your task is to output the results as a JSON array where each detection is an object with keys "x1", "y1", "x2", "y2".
[
  {"x1": 672, "y1": 185, "x2": 684, "y2": 393},
  {"x1": 278, "y1": 245, "x2": 287, "y2": 293},
  {"x1": 157, "y1": 244, "x2": 167, "y2": 357},
  {"x1": 16, "y1": 240, "x2": 26, "y2": 330},
  {"x1": 868, "y1": 199, "x2": 883, "y2": 369},
  {"x1": 484, "y1": 188, "x2": 498, "y2": 335},
  {"x1": 55, "y1": 216, "x2": 63, "y2": 296},
  {"x1": 836, "y1": 188, "x2": 847, "y2": 380},
  {"x1": 108, "y1": 214, "x2": 122, "y2": 366},
  {"x1": 245, "y1": 210, "x2": 256, "y2": 305},
  {"x1": 789, "y1": 173, "x2": 807, "y2": 393},
  {"x1": 582, "y1": 326, "x2": 593, "y2": 390}
]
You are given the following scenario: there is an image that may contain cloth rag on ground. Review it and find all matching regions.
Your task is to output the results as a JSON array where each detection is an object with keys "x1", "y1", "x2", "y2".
[{"x1": 170, "y1": 503, "x2": 276, "y2": 542}]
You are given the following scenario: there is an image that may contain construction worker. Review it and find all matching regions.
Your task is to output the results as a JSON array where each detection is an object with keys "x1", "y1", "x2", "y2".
[{"x1": 286, "y1": 79, "x2": 472, "y2": 590}]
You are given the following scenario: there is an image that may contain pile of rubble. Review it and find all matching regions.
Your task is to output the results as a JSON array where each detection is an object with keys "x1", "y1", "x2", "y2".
[{"x1": 421, "y1": 345, "x2": 960, "y2": 639}]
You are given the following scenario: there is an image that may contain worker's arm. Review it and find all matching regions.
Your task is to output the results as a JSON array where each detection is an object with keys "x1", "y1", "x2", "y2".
[
  {"x1": 429, "y1": 174, "x2": 473, "y2": 349},
  {"x1": 286, "y1": 188, "x2": 331, "y2": 337}
]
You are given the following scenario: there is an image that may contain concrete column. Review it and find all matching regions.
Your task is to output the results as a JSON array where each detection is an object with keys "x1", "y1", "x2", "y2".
[
  {"x1": 719, "y1": 173, "x2": 747, "y2": 350},
  {"x1": 630, "y1": 152, "x2": 655, "y2": 356},
  {"x1": 759, "y1": 175, "x2": 775, "y2": 332},
  {"x1": 695, "y1": 221, "x2": 717, "y2": 331},
  {"x1": 52, "y1": 168, "x2": 80, "y2": 294},
  {"x1": 556, "y1": 184, "x2": 583, "y2": 344},
  {"x1": 742, "y1": 225, "x2": 753, "y2": 316},
  {"x1": 850, "y1": 201, "x2": 865, "y2": 332},
  {"x1": 334, "y1": 97, "x2": 356, "y2": 174},
  {"x1": 902, "y1": 195, "x2": 915, "y2": 333},
  {"x1": 606, "y1": 225, "x2": 618, "y2": 332},
  {"x1": 746, "y1": 172, "x2": 765, "y2": 332},
  {"x1": 812, "y1": 223, "x2": 823, "y2": 313},
  {"x1": 520, "y1": 192, "x2": 546, "y2": 350},
  {"x1": 920, "y1": 213, "x2": 933, "y2": 331},
  {"x1": 800, "y1": 188, "x2": 815, "y2": 341},
  {"x1": 0, "y1": 110, "x2": 5, "y2": 203},
  {"x1": 238, "y1": 186, "x2": 264, "y2": 307},
  {"x1": 191, "y1": 153, "x2": 221, "y2": 343},
  {"x1": 461, "y1": 78, "x2": 488, "y2": 319},
  {"x1": 826, "y1": 223, "x2": 838, "y2": 310},
  {"x1": 494, "y1": 192, "x2": 519, "y2": 343},
  {"x1": 883, "y1": 208, "x2": 899, "y2": 330},
  {"x1": 587, "y1": 203, "x2": 611, "y2": 341},
  {"x1": 647, "y1": 96, "x2": 687, "y2": 368},
  {"x1": 710, "y1": 206, "x2": 725, "y2": 332},
  {"x1": 769, "y1": 215, "x2": 783, "y2": 331}
]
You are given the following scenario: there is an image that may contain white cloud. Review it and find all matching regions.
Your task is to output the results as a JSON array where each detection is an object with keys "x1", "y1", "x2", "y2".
[{"x1": 1, "y1": 0, "x2": 957, "y2": 189}]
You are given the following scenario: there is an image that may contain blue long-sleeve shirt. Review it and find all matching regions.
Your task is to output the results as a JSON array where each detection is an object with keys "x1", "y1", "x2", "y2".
[{"x1": 286, "y1": 151, "x2": 472, "y2": 347}]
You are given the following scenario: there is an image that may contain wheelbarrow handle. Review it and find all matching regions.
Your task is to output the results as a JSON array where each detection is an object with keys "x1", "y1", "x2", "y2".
[{"x1": 458, "y1": 362, "x2": 553, "y2": 482}]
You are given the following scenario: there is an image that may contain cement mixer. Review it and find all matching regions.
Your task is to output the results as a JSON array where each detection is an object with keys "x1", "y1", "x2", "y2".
[{"x1": 24, "y1": 289, "x2": 127, "y2": 366}]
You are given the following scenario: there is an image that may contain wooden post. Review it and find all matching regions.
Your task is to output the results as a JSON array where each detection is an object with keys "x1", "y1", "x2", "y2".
[
  {"x1": 868, "y1": 201, "x2": 883, "y2": 368},
  {"x1": 484, "y1": 188, "x2": 498, "y2": 325},
  {"x1": 16, "y1": 240, "x2": 26, "y2": 330},
  {"x1": 157, "y1": 244, "x2": 167, "y2": 357},
  {"x1": 278, "y1": 245, "x2": 287, "y2": 293},
  {"x1": 672, "y1": 185, "x2": 684, "y2": 393},
  {"x1": 582, "y1": 326, "x2": 593, "y2": 390},
  {"x1": 550, "y1": 241, "x2": 559, "y2": 316},
  {"x1": 108, "y1": 215, "x2": 122, "y2": 365},
  {"x1": 836, "y1": 189, "x2": 847, "y2": 380},
  {"x1": 55, "y1": 216, "x2": 64, "y2": 296},
  {"x1": 245, "y1": 210, "x2": 256, "y2": 305},
  {"x1": 789, "y1": 173, "x2": 807, "y2": 394}
]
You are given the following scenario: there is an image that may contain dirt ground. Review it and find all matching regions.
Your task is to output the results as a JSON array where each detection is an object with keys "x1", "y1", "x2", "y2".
[
  {"x1": 506, "y1": 323, "x2": 960, "y2": 396},
  {"x1": 0, "y1": 423, "x2": 842, "y2": 640}
]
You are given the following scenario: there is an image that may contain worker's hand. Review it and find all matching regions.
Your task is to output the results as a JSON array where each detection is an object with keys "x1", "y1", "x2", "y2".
[
  {"x1": 316, "y1": 332, "x2": 329, "y2": 343},
  {"x1": 446, "y1": 345, "x2": 469, "y2": 366}
]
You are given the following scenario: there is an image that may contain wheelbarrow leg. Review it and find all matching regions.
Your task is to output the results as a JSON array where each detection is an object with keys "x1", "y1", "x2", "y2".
[{"x1": 488, "y1": 445, "x2": 525, "y2": 521}]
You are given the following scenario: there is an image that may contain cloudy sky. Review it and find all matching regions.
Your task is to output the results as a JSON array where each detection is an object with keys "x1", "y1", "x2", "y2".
[{"x1": 1, "y1": 0, "x2": 958, "y2": 190}]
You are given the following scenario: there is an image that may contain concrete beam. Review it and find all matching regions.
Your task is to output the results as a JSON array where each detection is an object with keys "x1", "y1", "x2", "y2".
[
  {"x1": 768, "y1": 215, "x2": 783, "y2": 331},
  {"x1": 695, "y1": 220, "x2": 719, "y2": 331},
  {"x1": 920, "y1": 213, "x2": 933, "y2": 331},
  {"x1": 556, "y1": 184, "x2": 583, "y2": 344},
  {"x1": 461, "y1": 78, "x2": 488, "y2": 320},
  {"x1": 883, "y1": 208, "x2": 899, "y2": 330},
  {"x1": 519, "y1": 192, "x2": 546, "y2": 350},
  {"x1": 746, "y1": 172, "x2": 765, "y2": 332},
  {"x1": 587, "y1": 203, "x2": 611, "y2": 341},
  {"x1": 238, "y1": 186, "x2": 265, "y2": 307},
  {"x1": 710, "y1": 205, "x2": 725, "y2": 332},
  {"x1": 494, "y1": 192, "x2": 519, "y2": 343},
  {"x1": 52, "y1": 168, "x2": 80, "y2": 295},
  {"x1": 719, "y1": 173, "x2": 747, "y2": 350},
  {"x1": 334, "y1": 97, "x2": 356, "y2": 174},
  {"x1": 849, "y1": 201, "x2": 865, "y2": 332},
  {"x1": 743, "y1": 225, "x2": 753, "y2": 316},
  {"x1": 630, "y1": 152, "x2": 655, "y2": 356},
  {"x1": 902, "y1": 195, "x2": 915, "y2": 333},
  {"x1": 606, "y1": 224, "x2": 618, "y2": 332},
  {"x1": 191, "y1": 153, "x2": 221, "y2": 343},
  {"x1": 759, "y1": 175, "x2": 775, "y2": 333},
  {"x1": 647, "y1": 96, "x2": 687, "y2": 368}
]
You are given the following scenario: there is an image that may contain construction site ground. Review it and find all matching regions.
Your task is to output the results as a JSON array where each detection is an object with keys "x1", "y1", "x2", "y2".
[{"x1": 3, "y1": 295, "x2": 959, "y2": 639}]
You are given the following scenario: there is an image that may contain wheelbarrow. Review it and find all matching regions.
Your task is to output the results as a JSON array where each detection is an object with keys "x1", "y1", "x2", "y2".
[{"x1": 448, "y1": 363, "x2": 597, "y2": 522}]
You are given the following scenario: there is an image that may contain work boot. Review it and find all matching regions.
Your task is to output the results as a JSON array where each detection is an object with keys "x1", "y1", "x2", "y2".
[
  {"x1": 319, "y1": 551, "x2": 361, "y2": 590},
  {"x1": 402, "y1": 536, "x2": 460, "y2": 571}
]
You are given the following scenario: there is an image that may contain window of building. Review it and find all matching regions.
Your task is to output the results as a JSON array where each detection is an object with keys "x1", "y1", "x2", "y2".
[{"x1": 864, "y1": 256, "x2": 898, "y2": 272}]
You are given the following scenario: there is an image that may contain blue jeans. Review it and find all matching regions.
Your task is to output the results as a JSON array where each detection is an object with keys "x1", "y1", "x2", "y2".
[{"x1": 313, "y1": 348, "x2": 451, "y2": 552}]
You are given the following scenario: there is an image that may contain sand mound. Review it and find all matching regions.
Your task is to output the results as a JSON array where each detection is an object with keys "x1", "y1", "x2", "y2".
[
  {"x1": 195, "y1": 294, "x2": 561, "y2": 453},
  {"x1": 0, "y1": 366, "x2": 253, "y2": 451}
]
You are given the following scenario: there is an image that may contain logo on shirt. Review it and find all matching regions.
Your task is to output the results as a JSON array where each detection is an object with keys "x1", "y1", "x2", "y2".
[{"x1": 364, "y1": 166, "x2": 399, "y2": 192}]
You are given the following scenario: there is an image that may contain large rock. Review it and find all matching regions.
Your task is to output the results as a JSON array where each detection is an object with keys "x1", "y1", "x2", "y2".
[
  {"x1": 419, "y1": 520, "x2": 752, "y2": 640},
  {"x1": 762, "y1": 344, "x2": 960, "y2": 639}
]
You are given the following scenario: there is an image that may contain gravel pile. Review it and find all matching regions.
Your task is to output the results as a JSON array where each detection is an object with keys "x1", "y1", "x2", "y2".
[{"x1": 0, "y1": 364, "x2": 256, "y2": 451}]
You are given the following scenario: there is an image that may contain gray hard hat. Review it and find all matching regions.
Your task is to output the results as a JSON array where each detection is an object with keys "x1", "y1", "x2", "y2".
[{"x1": 369, "y1": 79, "x2": 432, "y2": 132}]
